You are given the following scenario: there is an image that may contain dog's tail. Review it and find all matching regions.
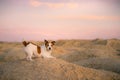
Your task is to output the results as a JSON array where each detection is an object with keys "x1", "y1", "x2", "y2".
[{"x1": 22, "y1": 41, "x2": 29, "y2": 47}]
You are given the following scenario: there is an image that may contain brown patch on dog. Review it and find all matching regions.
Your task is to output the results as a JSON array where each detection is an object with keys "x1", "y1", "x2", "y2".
[
  {"x1": 44, "y1": 40, "x2": 49, "y2": 48},
  {"x1": 45, "y1": 43, "x2": 49, "y2": 48},
  {"x1": 22, "y1": 41, "x2": 39, "y2": 47},
  {"x1": 51, "y1": 41, "x2": 56, "y2": 46},
  {"x1": 37, "y1": 46, "x2": 41, "y2": 54},
  {"x1": 22, "y1": 41, "x2": 30, "y2": 47}
]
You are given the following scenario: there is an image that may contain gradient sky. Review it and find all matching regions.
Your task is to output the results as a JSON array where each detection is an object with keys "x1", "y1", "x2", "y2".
[{"x1": 0, "y1": 0, "x2": 120, "y2": 42}]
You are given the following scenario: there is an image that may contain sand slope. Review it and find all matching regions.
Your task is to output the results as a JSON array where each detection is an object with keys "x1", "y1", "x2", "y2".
[{"x1": 0, "y1": 58, "x2": 120, "y2": 80}]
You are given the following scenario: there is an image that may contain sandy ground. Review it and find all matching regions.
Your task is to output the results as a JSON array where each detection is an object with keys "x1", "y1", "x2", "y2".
[{"x1": 0, "y1": 39, "x2": 120, "y2": 80}]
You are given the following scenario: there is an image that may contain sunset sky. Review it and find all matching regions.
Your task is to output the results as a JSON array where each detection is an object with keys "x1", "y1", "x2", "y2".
[{"x1": 0, "y1": 0, "x2": 120, "y2": 42}]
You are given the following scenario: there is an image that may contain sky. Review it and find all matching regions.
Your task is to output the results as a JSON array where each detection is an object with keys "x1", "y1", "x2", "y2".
[{"x1": 0, "y1": 0, "x2": 120, "y2": 42}]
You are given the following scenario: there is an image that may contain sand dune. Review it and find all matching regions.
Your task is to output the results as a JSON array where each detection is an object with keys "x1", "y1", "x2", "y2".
[
  {"x1": 0, "y1": 39, "x2": 120, "y2": 80},
  {"x1": 74, "y1": 58, "x2": 120, "y2": 74},
  {"x1": 0, "y1": 58, "x2": 120, "y2": 80}
]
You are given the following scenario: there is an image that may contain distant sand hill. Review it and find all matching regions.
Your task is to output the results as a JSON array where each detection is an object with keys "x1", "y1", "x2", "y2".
[{"x1": 0, "y1": 39, "x2": 120, "y2": 80}]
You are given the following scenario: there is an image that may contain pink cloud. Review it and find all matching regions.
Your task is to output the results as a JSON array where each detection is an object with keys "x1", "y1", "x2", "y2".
[
  {"x1": 42, "y1": 14, "x2": 120, "y2": 21},
  {"x1": 19, "y1": 13, "x2": 118, "y2": 23},
  {"x1": 29, "y1": 0, "x2": 78, "y2": 8},
  {"x1": 29, "y1": 0, "x2": 41, "y2": 7}
]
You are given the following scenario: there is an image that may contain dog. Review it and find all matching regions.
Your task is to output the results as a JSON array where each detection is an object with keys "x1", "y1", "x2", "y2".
[{"x1": 22, "y1": 40, "x2": 56, "y2": 61}]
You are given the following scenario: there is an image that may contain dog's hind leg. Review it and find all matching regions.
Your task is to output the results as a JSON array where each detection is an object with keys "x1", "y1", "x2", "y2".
[
  {"x1": 26, "y1": 52, "x2": 33, "y2": 61},
  {"x1": 26, "y1": 55, "x2": 33, "y2": 61}
]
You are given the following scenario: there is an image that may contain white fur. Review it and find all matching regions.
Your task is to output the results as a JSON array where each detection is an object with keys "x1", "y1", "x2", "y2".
[{"x1": 23, "y1": 43, "x2": 55, "y2": 61}]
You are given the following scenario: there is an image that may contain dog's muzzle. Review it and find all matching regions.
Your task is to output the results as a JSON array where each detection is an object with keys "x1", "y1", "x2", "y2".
[{"x1": 49, "y1": 47, "x2": 51, "y2": 50}]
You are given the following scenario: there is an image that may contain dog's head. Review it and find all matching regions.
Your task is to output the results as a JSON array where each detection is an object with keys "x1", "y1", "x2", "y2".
[{"x1": 44, "y1": 40, "x2": 56, "y2": 51}]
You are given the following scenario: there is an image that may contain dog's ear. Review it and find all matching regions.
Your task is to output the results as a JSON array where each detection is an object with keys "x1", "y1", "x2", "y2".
[
  {"x1": 51, "y1": 41, "x2": 56, "y2": 45},
  {"x1": 44, "y1": 40, "x2": 48, "y2": 43}
]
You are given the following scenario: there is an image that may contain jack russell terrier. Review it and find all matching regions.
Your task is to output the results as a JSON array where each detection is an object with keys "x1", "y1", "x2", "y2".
[{"x1": 22, "y1": 40, "x2": 56, "y2": 61}]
